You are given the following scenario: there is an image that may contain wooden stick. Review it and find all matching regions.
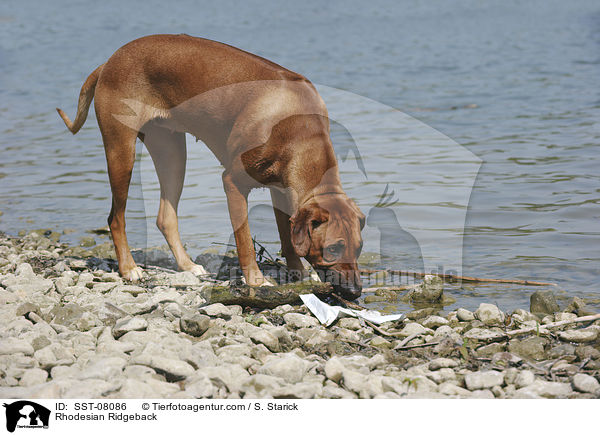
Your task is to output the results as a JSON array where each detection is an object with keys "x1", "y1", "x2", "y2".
[
  {"x1": 504, "y1": 313, "x2": 600, "y2": 337},
  {"x1": 361, "y1": 285, "x2": 414, "y2": 293},
  {"x1": 395, "y1": 341, "x2": 440, "y2": 351},
  {"x1": 360, "y1": 268, "x2": 555, "y2": 286},
  {"x1": 394, "y1": 332, "x2": 426, "y2": 349},
  {"x1": 206, "y1": 282, "x2": 333, "y2": 308},
  {"x1": 330, "y1": 293, "x2": 366, "y2": 311}
]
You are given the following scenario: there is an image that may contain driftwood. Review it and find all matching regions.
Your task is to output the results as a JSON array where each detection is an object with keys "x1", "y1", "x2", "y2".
[
  {"x1": 504, "y1": 313, "x2": 600, "y2": 338},
  {"x1": 360, "y1": 268, "x2": 555, "y2": 286},
  {"x1": 205, "y1": 281, "x2": 333, "y2": 308},
  {"x1": 362, "y1": 285, "x2": 414, "y2": 293}
]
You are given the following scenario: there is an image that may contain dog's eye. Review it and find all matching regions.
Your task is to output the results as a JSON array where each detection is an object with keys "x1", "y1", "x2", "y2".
[
  {"x1": 311, "y1": 220, "x2": 322, "y2": 229},
  {"x1": 327, "y1": 246, "x2": 339, "y2": 254}
]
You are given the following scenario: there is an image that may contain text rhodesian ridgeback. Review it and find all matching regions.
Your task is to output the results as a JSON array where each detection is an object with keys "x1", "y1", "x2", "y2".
[{"x1": 57, "y1": 34, "x2": 365, "y2": 299}]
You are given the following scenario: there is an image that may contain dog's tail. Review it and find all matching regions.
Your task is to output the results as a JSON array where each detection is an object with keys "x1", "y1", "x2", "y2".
[{"x1": 56, "y1": 64, "x2": 105, "y2": 134}]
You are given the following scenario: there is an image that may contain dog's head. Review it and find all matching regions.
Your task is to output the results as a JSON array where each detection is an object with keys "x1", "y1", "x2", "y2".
[{"x1": 290, "y1": 194, "x2": 365, "y2": 300}]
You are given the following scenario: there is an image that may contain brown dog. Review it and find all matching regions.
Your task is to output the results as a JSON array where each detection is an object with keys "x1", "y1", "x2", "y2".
[{"x1": 57, "y1": 34, "x2": 365, "y2": 299}]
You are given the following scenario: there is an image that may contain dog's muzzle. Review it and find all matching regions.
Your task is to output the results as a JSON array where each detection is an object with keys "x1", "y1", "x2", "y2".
[{"x1": 315, "y1": 266, "x2": 362, "y2": 300}]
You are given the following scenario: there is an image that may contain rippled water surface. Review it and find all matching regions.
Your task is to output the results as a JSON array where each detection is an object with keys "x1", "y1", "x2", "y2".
[{"x1": 1, "y1": 0, "x2": 599, "y2": 311}]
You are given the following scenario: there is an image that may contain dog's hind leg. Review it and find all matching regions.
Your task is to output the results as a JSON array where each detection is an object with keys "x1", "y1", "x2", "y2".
[
  {"x1": 99, "y1": 117, "x2": 143, "y2": 281},
  {"x1": 142, "y1": 123, "x2": 207, "y2": 276}
]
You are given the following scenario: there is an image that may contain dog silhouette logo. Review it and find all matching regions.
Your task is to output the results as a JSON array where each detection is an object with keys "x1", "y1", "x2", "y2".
[{"x1": 3, "y1": 401, "x2": 50, "y2": 432}]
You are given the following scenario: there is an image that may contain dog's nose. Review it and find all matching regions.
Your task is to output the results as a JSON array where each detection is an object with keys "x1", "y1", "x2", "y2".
[{"x1": 339, "y1": 280, "x2": 362, "y2": 300}]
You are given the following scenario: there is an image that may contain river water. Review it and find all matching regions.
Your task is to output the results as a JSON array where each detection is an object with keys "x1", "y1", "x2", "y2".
[{"x1": 1, "y1": 0, "x2": 599, "y2": 311}]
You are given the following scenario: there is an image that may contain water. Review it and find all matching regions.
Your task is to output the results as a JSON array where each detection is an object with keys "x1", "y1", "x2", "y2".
[{"x1": 1, "y1": 0, "x2": 599, "y2": 312}]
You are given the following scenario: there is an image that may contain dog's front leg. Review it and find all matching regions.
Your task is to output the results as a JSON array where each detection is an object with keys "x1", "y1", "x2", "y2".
[
  {"x1": 270, "y1": 188, "x2": 306, "y2": 281},
  {"x1": 222, "y1": 171, "x2": 270, "y2": 286}
]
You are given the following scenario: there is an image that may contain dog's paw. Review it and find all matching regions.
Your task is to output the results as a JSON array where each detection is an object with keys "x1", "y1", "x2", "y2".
[
  {"x1": 259, "y1": 278, "x2": 276, "y2": 287},
  {"x1": 187, "y1": 264, "x2": 209, "y2": 277},
  {"x1": 123, "y1": 266, "x2": 144, "y2": 282}
]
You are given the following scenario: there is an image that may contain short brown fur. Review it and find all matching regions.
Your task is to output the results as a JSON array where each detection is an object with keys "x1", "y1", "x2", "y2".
[{"x1": 57, "y1": 34, "x2": 365, "y2": 299}]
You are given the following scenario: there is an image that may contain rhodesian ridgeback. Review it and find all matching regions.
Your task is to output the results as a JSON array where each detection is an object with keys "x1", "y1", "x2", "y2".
[{"x1": 57, "y1": 34, "x2": 365, "y2": 299}]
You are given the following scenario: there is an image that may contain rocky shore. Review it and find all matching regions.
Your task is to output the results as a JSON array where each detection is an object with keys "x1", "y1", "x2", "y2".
[{"x1": 1, "y1": 230, "x2": 599, "y2": 399}]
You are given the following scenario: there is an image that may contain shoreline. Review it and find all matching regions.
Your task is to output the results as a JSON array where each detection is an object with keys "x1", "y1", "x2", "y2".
[{"x1": 0, "y1": 230, "x2": 599, "y2": 399}]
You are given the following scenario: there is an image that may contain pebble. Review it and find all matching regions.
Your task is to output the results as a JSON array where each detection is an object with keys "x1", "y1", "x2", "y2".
[
  {"x1": 283, "y1": 313, "x2": 319, "y2": 329},
  {"x1": 464, "y1": 371, "x2": 504, "y2": 390},
  {"x1": 474, "y1": 303, "x2": 505, "y2": 325},
  {"x1": 571, "y1": 373, "x2": 600, "y2": 394},
  {"x1": 1, "y1": 232, "x2": 598, "y2": 399},
  {"x1": 180, "y1": 314, "x2": 210, "y2": 337},
  {"x1": 112, "y1": 316, "x2": 148, "y2": 339},
  {"x1": 456, "y1": 308, "x2": 475, "y2": 322},
  {"x1": 557, "y1": 328, "x2": 598, "y2": 343},
  {"x1": 428, "y1": 358, "x2": 458, "y2": 371},
  {"x1": 514, "y1": 380, "x2": 572, "y2": 398}
]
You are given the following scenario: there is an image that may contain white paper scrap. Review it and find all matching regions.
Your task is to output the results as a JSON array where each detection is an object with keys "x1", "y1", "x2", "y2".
[{"x1": 299, "y1": 294, "x2": 404, "y2": 326}]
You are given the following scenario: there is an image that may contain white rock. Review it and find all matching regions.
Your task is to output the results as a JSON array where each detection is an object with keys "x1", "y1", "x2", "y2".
[
  {"x1": 258, "y1": 353, "x2": 311, "y2": 384},
  {"x1": 474, "y1": 303, "x2": 505, "y2": 325},
  {"x1": 457, "y1": 308, "x2": 475, "y2": 321},
  {"x1": 514, "y1": 370, "x2": 535, "y2": 388},
  {"x1": 19, "y1": 368, "x2": 48, "y2": 387},
  {"x1": 464, "y1": 371, "x2": 504, "y2": 390},
  {"x1": 428, "y1": 358, "x2": 458, "y2": 371},
  {"x1": 398, "y1": 322, "x2": 429, "y2": 337},
  {"x1": 113, "y1": 316, "x2": 148, "y2": 338},
  {"x1": 283, "y1": 313, "x2": 319, "y2": 329},
  {"x1": 131, "y1": 354, "x2": 195, "y2": 381},
  {"x1": 514, "y1": 380, "x2": 572, "y2": 398},
  {"x1": 324, "y1": 357, "x2": 345, "y2": 383},
  {"x1": 0, "y1": 338, "x2": 34, "y2": 356},
  {"x1": 421, "y1": 316, "x2": 449, "y2": 329},
  {"x1": 557, "y1": 328, "x2": 598, "y2": 343},
  {"x1": 572, "y1": 373, "x2": 600, "y2": 394}
]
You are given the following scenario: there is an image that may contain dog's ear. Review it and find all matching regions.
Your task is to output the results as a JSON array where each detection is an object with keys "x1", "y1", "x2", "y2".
[
  {"x1": 290, "y1": 207, "x2": 313, "y2": 257},
  {"x1": 348, "y1": 199, "x2": 366, "y2": 230}
]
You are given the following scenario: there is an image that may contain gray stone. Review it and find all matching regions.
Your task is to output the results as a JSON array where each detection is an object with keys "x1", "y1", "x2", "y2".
[
  {"x1": 199, "y1": 303, "x2": 241, "y2": 319},
  {"x1": 324, "y1": 357, "x2": 344, "y2": 383},
  {"x1": 19, "y1": 368, "x2": 48, "y2": 387},
  {"x1": 404, "y1": 275, "x2": 443, "y2": 302},
  {"x1": 34, "y1": 344, "x2": 75, "y2": 369},
  {"x1": 508, "y1": 336, "x2": 547, "y2": 361},
  {"x1": 240, "y1": 374, "x2": 286, "y2": 397},
  {"x1": 464, "y1": 371, "x2": 504, "y2": 390},
  {"x1": 283, "y1": 313, "x2": 319, "y2": 329},
  {"x1": 273, "y1": 381, "x2": 323, "y2": 399},
  {"x1": 530, "y1": 290, "x2": 559, "y2": 315},
  {"x1": 79, "y1": 357, "x2": 127, "y2": 381},
  {"x1": 463, "y1": 328, "x2": 504, "y2": 342},
  {"x1": 131, "y1": 354, "x2": 195, "y2": 381},
  {"x1": 201, "y1": 364, "x2": 250, "y2": 393},
  {"x1": 514, "y1": 370, "x2": 535, "y2": 388},
  {"x1": 0, "y1": 338, "x2": 34, "y2": 356},
  {"x1": 557, "y1": 328, "x2": 599, "y2": 343},
  {"x1": 113, "y1": 316, "x2": 148, "y2": 338},
  {"x1": 474, "y1": 303, "x2": 505, "y2": 325},
  {"x1": 421, "y1": 315, "x2": 449, "y2": 329},
  {"x1": 514, "y1": 380, "x2": 572, "y2": 398},
  {"x1": 338, "y1": 318, "x2": 361, "y2": 330},
  {"x1": 166, "y1": 271, "x2": 201, "y2": 286},
  {"x1": 180, "y1": 314, "x2": 210, "y2": 337},
  {"x1": 572, "y1": 373, "x2": 600, "y2": 394},
  {"x1": 457, "y1": 308, "x2": 475, "y2": 322},
  {"x1": 184, "y1": 374, "x2": 214, "y2": 398},
  {"x1": 398, "y1": 322, "x2": 428, "y2": 338},
  {"x1": 470, "y1": 389, "x2": 495, "y2": 399},
  {"x1": 258, "y1": 354, "x2": 311, "y2": 384},
  {"x1": 428, "y1": 358, "x2": 458, "y2": 371}
]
